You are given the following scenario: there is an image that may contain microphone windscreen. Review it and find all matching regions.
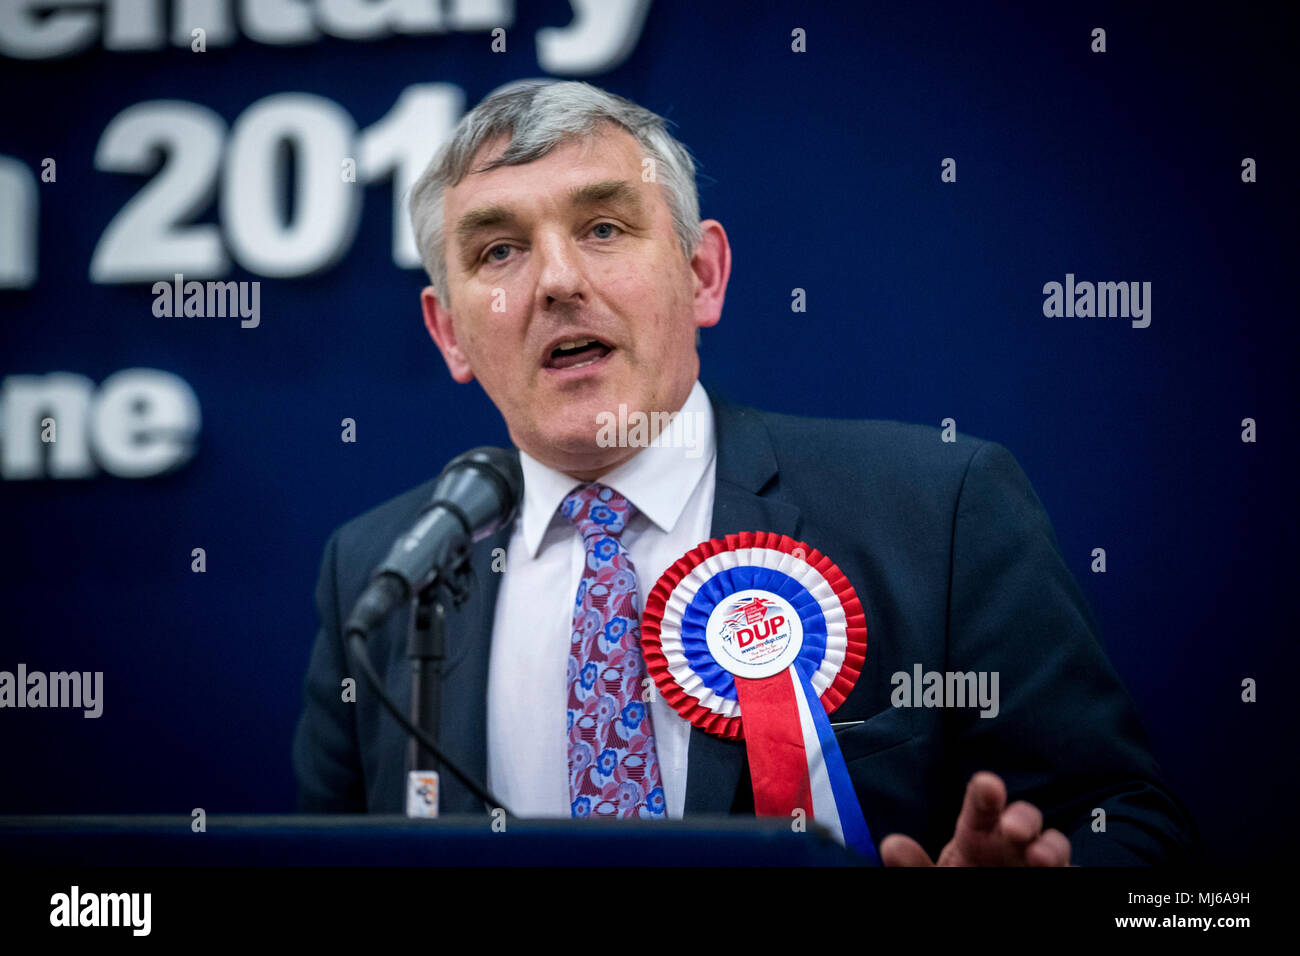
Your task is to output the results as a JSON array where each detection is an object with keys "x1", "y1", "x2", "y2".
[{"x1": 431, "y1": 446, "x2": 523, "y2": 540}]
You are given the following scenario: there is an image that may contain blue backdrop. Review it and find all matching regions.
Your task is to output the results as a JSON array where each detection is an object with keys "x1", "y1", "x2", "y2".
[{"x1": 0, "y1": 1, "x2": 1293, "y2": 866}]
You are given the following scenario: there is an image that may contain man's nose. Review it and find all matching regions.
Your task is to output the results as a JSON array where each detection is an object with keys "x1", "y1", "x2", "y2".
[{"x1": 534, "y1": 230, "x2": 586, "y2": 307}]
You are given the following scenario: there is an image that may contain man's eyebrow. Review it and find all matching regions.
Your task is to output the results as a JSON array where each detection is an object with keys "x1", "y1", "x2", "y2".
[
  {"x1": 455, "y1": 205, "x2": 518, "y2": 247},
  {"x1": 565, "y1": 179, "x2": 645, "y2": 213}
]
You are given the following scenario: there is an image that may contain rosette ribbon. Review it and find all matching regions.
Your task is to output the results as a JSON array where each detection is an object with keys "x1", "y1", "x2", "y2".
[{"x1": 642, "y1": 532, "x2": 878, "y2": 862}]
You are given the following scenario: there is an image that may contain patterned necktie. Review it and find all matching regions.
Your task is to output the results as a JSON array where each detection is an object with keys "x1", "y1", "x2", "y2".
[{"x1": 561, "y1": 482, "x2": 665, "y2": 819}]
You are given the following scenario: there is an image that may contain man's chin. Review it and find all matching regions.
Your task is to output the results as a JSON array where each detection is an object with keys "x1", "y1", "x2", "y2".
[
  {"x1": 515, "y1": 416, "x2": 635, "y2": 478},
  {"x1": 543, "y1": 427, "x2": 624, "y2": 469},
  {"x1": 510, "y1": 384, "x2": 652, "y2": 473},
  {"x1": 540, "y1": 389, "x2": 629, "y2": 436}
]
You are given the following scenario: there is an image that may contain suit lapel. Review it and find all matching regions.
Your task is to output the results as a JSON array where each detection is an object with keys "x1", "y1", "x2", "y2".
[
  {"x1": 683, "y1": 391, "x2": 801, "y2": 814},
  {"x1": 436, "y1": 521, "x2": 511, "y2": 814}
]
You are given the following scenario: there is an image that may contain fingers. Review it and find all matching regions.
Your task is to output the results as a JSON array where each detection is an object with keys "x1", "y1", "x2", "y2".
[
  {"x1": 1000, "y1": 800, "x2": 1044, "y2": 846},
  {"x1": 1025, "y1": 828, "x2": 1071, "y2": 866},
  {"x1": 956, "y1": 771, "x2": 1007, "y2": 837},
  {"x1": 880, "y1": 833, "x2": 935, "y2": 867},
  {"x1": 906, "y1": 772, "x2": 1071, "y2": 867}
]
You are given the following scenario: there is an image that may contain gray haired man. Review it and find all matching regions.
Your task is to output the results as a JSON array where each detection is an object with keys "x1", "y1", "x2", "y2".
[{"x1": 293, "y1": 81, "x2": 1197, "y2": 866}]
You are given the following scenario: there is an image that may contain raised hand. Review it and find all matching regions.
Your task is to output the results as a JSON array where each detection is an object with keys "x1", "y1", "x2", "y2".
[{"x1": 880, "y1": 771, "x2": 1071, "y2": 866}]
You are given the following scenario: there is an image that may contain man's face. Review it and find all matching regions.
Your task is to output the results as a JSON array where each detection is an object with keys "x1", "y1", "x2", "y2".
[{"x1": 423, "y1": 123, "x2": 725, "y2": 477}]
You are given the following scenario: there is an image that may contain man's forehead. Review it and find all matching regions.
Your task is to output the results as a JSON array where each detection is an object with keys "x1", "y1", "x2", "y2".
[{"x1": 445, "y1": 124, "x2": 649, "y2": 213}]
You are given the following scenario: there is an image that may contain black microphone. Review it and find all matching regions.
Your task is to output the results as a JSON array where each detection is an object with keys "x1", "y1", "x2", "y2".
[
  {"x1": 342, "y1": 446, "x2": 522, "y2": 815},
  {"x1": 344, "y1": 446, "x2": 523, "y2": 640}
]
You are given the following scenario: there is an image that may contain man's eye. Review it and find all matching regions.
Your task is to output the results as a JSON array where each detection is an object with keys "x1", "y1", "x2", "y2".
[
  {"x1": 591, "y1": 222, "x2": 621, "y2": 239},
  {"x1": 486, "y1": 243, "x2": 512, "y2": 263}
]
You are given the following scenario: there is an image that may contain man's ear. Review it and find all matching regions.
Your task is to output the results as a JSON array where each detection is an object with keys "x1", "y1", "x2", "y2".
[
  {"x1": 421, "y1": 286, "x2": 474, "y2": 383},
  {"x1": 690, "y1": 219, "x2": 731, "y2": 331}
]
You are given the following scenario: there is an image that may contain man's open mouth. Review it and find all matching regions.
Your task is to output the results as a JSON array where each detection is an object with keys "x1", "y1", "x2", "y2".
[{"x1": 544, "y1": 337, "x2": 614, "y2": 370}]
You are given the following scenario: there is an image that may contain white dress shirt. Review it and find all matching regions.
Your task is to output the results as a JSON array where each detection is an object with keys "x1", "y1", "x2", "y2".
[{"x1": 486, "y1": 380, "x2": 717, "y2": 819}]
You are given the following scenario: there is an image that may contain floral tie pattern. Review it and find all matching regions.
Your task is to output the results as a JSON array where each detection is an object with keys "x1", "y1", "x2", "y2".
[{"x1": 562, "y1": 482, "x2": 665, "y2": 819}]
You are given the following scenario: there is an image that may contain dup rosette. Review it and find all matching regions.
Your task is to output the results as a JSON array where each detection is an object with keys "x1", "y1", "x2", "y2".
[{"x1": 641, "y1": 531, "x2": 878, "y2": 861}]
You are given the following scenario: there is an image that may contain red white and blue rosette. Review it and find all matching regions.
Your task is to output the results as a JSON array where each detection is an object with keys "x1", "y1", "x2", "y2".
[{"x1": 641, "y1": 531, "x2": 878, "y2": 862}]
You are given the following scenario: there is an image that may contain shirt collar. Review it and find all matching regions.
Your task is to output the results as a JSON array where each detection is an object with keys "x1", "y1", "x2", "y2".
[{"x1": 516, "y1": 380, "x2": 716, "y2": 558}]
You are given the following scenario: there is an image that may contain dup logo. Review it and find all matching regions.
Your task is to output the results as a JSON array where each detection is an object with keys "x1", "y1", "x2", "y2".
[
  {"x1": 705, "y1": 588, "x2": 804, "y2": 678},
  {"x1": 718, "y1": 595, "x2": 788, "y2": 650}
]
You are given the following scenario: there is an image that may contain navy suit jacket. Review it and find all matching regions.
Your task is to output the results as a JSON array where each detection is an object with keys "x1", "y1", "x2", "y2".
[{"x1": 292, "y1": 389, "x2": 1200, "y2": 864}]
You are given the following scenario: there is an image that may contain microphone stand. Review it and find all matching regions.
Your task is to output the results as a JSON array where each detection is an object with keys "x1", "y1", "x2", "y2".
[
  {"x1": 346, "y1": 567, "x2": 511, "y2": 817},
  {"x1": 343, "y1": 445, "x2": 521, "y2": 815},
  {"x1": 405, "y1": 565, "x2": 472, "y2": 811}
]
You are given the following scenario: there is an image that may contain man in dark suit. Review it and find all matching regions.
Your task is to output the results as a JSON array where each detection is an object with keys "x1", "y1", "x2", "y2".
[{"x1": 292, "y1": 80, "x2": 1198, "y2": 865}]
